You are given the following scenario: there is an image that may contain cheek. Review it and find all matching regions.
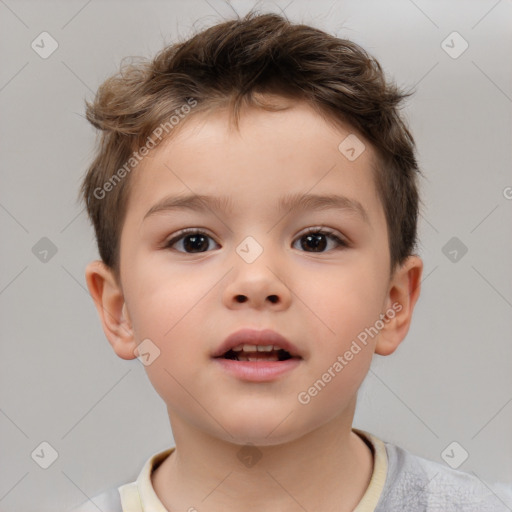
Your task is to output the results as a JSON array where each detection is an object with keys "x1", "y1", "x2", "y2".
[
  {"x1": 125, "y1": 265, "x2": 200, "y2": 339},
  {"x1": 293, "y1": 356, "x2": 371, "y2": 437},
  {"x1": 301, "y1": 265, "x2": 385, "y2": 339},
  {"x1": 126, "y1": 272, "x2": 213, "y2": 377},
  {"x1": 297, "y1": 330, "x2": 374, "y2": 423},
  {"x1": 297, "y1": 264, "x2": 384, "y2": 396}
]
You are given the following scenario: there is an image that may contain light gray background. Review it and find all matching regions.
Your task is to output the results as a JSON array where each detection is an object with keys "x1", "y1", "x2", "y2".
[{"x1": 1, "y1": 1, "x2": 511, "y2": 511}]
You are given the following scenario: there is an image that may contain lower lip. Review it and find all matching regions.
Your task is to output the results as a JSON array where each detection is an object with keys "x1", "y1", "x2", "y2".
[{"x1": 213, "y1": 358, "x2": 301, "y2": 382}]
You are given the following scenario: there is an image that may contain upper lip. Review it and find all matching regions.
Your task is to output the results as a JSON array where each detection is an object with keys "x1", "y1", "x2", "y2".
[{"x1": 212, "y1": 328, "x2": 302, "y2": 358}]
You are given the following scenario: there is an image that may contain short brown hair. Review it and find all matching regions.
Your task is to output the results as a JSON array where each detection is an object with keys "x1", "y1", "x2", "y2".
[{"x1": 79, "y1": 10, "x2": 422, "y2": 284}]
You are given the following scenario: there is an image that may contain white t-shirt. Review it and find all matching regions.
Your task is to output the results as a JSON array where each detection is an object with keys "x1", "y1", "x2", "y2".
[{"x1": 68, "y1": 428, "x2": 512, "y2": 511}]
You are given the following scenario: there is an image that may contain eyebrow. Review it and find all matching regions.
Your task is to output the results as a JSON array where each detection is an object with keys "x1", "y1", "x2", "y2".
[{"x1": 143, "y1": 192, "x2": 370, "y2": 224}]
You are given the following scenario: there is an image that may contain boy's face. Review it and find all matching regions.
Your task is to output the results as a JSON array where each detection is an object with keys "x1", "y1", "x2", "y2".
[{"x1": 86, "y1": 99, "x2": 422, "y2": 445}]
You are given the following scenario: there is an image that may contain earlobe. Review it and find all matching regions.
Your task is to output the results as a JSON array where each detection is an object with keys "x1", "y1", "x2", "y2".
[
  {"x1": 375, "y1": 255, "x2": 423, "y2": 356},
  {"x1": 84, "y1": 260, "x2": 137, "y2": 360}
]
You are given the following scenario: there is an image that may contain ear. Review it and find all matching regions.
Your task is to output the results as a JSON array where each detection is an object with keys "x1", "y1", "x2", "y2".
[
  {"x1": 84, "y1": 260, "x2": 137, "y2": 360},
  {"x1": 375, "y1": 255, "x2": 423, "y2": 356}
]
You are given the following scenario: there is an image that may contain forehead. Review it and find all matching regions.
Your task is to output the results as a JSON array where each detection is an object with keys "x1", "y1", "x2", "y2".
[{"x1": 125, "y1": 101, "x2": 384, "y2": 228}]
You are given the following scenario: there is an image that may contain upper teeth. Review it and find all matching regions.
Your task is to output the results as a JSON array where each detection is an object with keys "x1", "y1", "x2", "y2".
[{"x1": 231, "y1": 344, "x2": 280, "y2": 352}]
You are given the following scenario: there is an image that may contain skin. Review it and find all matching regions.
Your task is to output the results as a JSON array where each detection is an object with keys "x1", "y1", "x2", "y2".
[{"x1": 85, "y1": 99, "x2": 423, "y2": 512}]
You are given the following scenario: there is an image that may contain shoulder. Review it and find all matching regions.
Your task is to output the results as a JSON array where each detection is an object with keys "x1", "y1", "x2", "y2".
[
  {"x1": 66, "y1": 486, "x2": 123, "y2": 512},
  {"x1": 376, "y1": 440, "x2": 512, "y2": 512},
  {"x1": 64, "y1": 447, "x2": 174, "y2": 512}
]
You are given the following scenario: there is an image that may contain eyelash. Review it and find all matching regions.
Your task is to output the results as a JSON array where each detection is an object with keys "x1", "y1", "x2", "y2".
[{"x1": 163, "y1": 226, "x2": 349, "y2": 253}]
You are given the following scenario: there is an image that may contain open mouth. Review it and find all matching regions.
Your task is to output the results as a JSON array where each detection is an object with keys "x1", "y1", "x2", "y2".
[
  {"x1": 217, "y1": 344, "x2": 299, "y2": 362},
  {"x1": 213, "y1": 335, "x2": 302, "y2": 380}
]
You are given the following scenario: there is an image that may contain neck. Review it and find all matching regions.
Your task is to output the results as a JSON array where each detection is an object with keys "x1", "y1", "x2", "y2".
[{"x1": 152, "y1": 403, "x2": 374, "y2": 512}]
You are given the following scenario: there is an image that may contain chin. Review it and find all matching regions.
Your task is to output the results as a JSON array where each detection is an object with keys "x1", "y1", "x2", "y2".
[{"x1": 214, "y1": 407, "x2": 313, "y2": 448}]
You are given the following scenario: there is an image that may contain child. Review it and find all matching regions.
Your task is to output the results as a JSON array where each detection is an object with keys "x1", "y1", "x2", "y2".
[{"x1": 71, "y1": 10, "x2": 512, "y2": 512}]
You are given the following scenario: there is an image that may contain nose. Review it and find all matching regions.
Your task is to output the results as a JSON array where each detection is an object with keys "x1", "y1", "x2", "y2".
[{"x1": 222, "y1": 252, "x2": 292, "y2": 311}]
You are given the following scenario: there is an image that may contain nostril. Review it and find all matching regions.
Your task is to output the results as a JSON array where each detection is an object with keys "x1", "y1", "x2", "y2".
[{"x1": 233, "y1": 295, "x2": 279, "y2": 303}]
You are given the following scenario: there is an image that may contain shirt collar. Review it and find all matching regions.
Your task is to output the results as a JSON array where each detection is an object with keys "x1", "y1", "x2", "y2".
[{"x1": 124, "y1": 428, "x2": 388, "y2": 512}]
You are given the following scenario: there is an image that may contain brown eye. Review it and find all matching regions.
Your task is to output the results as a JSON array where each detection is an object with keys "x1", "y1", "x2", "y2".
[
  {"x1": 165, "y1": 229, "x2": 219, "y2": 253},
  {"x1": 294, "y1": 229, "x2": 348, "y2": 253}
]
